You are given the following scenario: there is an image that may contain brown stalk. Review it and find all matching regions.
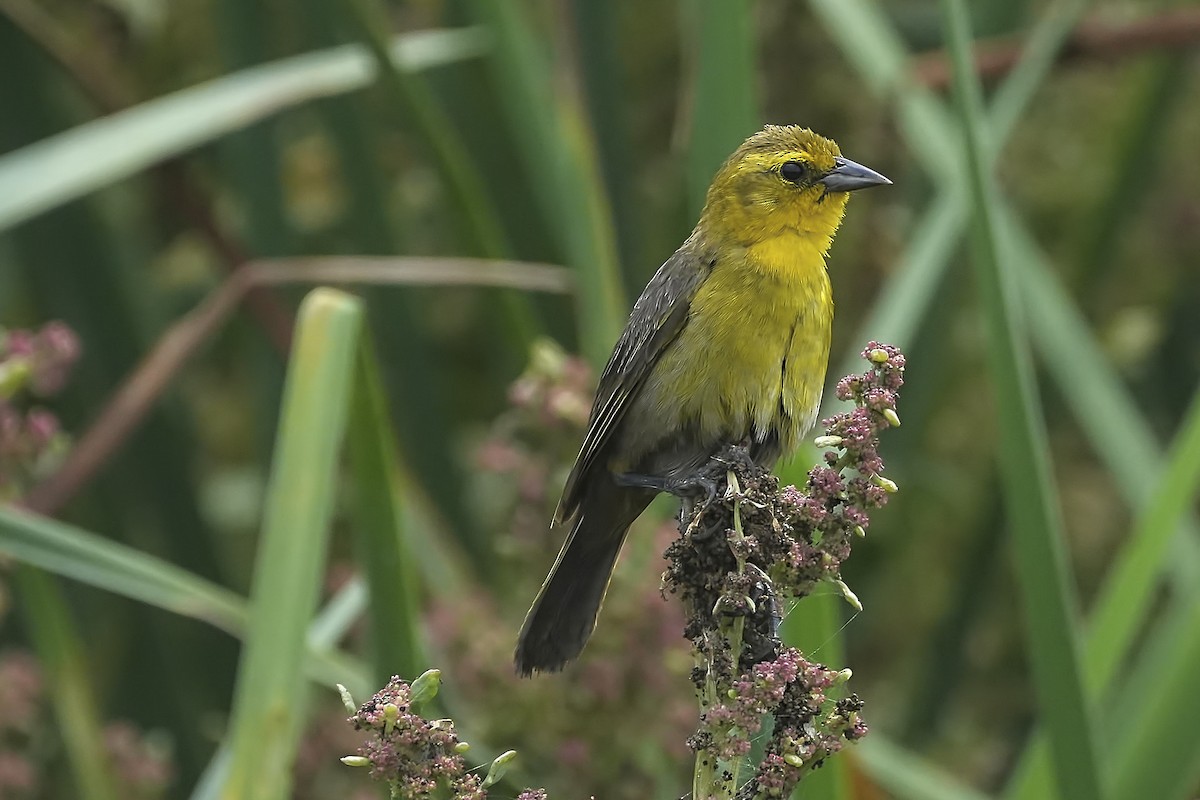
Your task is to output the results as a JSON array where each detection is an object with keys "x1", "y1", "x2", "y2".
[
  {"x1": 19, "y1": 257, "x2": 573, "y2": 516},
  {"x1": 914, "y1": 8, "x2": 1200, "y2": 90}
]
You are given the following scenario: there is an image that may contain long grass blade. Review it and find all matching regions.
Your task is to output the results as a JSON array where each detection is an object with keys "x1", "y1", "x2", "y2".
[
  {"x1": 213, "y1": 0, "x2": 289, "y2": 257},
  {"x1": 15, "y1": 567, "x2": 119, "y2": 800},
  {"x1": 472, "y1": 1, "x2": 626, "y2": 363},
  {"x1": 342, "y1": 0, "x2": 510, "y2": 262},
  {"x1": 1003, "y1": 208, "x2": 1200, "y2": 798},
  {"x1": 0, "y1": 503, "x2": 370, "y2": 693},
  {"x1": 0, "y1": 505, "x2": 246, "y2": 633},
  {"x1": 940, "y1": 3, "x2": 1104, "y2": 799},
  {"x1": 340, "y1": 0, "x2": 541, "y2": 354},
  {"x1": 856, "y1": 737, "x2": 992, "y2": 800},
  {"x1": 0, "y1": 29, "x2": 486, "y2": 231},
  {"x1": 346, "y1": 335, "x2": 424, "y2": 683},
  {"x1": 1103, "y1": 387, "x2": 1200, "y2": 799},
  {"x1": 307, "y1": 577, "x2": 367, "y2": 651},
  {"x1": 1108, "y1": 597, "x2": 1200, "y2": 800},
  {"x1": 220, "y1": 288, "x2": 362, "y2": 800},
  {"x1": 681, "y1": 0, "x2": 759, "y2": 218},
  {"x1": 1072, "y1": 54, "x2": 1189, "y2": 292},
  {"x1": 568, "y1": 0, "x2": 640, "y2": 276}
]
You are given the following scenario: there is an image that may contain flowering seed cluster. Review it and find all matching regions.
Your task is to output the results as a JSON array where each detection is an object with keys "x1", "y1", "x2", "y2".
[
  {"x1": 734, "y1": 657, "x2": 867, "y2": 798},
  {"x1": 348, "y1": 676, "x2": 482, "y2": 799},
  {"x1": 346, "y1": 674, "x2": 547, "y2": 799},
  {"x1": 773, "y1": 341, "x2": 904, "y2": 595},
  {"x1": 664, "y1": 342, "x2": 903, "y2": 796},
  {"x1": 0, "y1": 322, "x2": 81, "y2": 499},
  {"x1": 0, "y1": 649, "x2": 173, "y2": 798}
]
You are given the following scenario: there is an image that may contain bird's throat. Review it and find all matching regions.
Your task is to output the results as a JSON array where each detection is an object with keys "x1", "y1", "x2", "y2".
[{"x1": 742, "y1": 229, "x2": 834, "y2": 283}]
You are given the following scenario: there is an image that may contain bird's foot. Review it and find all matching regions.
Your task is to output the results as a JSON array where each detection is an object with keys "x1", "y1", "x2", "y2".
[
  {"x1": 714, "y1": 441, "x2": 759, "y2": 472},
  {"x1": 741, "y1": 563, "x2": 783, "y2": 662},
  {"x1": 746, "y1": 563, "x2": 782, "y2": 639}
]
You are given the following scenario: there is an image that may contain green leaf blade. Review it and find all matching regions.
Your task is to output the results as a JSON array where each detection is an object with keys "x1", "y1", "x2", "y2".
[{"x1": 221, "y1": 288, "x2": 363, "y2": 800}]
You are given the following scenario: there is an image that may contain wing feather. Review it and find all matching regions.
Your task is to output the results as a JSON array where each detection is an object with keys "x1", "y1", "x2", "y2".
[{"x1": 555, "y1": 241, "x2": 713, "y2": 522}]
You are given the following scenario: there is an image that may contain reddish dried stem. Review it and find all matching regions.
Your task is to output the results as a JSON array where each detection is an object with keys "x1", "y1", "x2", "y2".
[{"x1": 914, "y1": 8, "x2": 1200, "y2": 90}]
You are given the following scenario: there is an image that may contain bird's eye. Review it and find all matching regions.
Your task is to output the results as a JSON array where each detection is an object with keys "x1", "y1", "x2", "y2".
[{"x1": 780, "y1": 160, "x2": 807, "y2": 184}]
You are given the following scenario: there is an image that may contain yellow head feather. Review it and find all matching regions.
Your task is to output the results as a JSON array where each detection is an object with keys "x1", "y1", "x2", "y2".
[{"x1": 699, "y1": 125, "x2": 851, "y2": 246}]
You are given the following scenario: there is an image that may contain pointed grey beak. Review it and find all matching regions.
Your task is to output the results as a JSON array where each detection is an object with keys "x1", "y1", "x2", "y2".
[{"x1": 819, "y1": 156, "x2": 892, "y2": 192}]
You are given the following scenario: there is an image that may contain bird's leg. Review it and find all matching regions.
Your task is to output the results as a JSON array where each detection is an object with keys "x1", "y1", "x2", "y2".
[
  {"x1": 615, "y1": 470, "x2": 720, "y2": 538},
  {"x1": 613, "y1": 471, "x2": 719, "y2": 504}
]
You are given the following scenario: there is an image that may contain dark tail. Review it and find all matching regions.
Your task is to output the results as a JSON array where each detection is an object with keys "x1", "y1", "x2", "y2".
[{"x1": 515, "y1": 479, "x2": 653, "y2": 675}]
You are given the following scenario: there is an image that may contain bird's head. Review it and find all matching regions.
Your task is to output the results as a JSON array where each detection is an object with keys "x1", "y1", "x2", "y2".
[{"x1": 699, "y1": 125, "x2": 890, "y2": 246}]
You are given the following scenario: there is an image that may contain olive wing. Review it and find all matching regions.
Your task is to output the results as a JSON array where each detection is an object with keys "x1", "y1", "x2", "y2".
[{"x1": 555, "y1": 243, "x2": 712, "y2": 523}]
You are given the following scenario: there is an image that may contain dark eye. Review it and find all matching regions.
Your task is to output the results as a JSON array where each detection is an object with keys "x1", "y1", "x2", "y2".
[{"x1": 780, "y1": 160, "x2": 807, "y2": 183}]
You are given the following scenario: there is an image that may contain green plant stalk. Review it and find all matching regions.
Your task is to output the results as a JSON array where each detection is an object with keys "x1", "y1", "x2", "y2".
[
  {"x1": 342, "y1": 0, "x2": 539, "y2": 352},
  {"x1": 1107, "y1": 596, "x2": 1200, "y2": 800},
  {"x1": 346, "y1": 335, "x2": 424, "y2": 684},
  {"x1": 473, "y1": 1, "x2": 626, "y2": 364},
  {"x1": 683, "y1": 0, "x2": 759, "y2": 219},
  {"x1": 692, "y1": 669, "x2": 722, "y2": 800},
  {"x1": 1003, "y1": 209, "x2": 1200, "y2": 798},
  {"x1": 941, "y1": 3, "x2": 1104, "y2": 799},
  {"x1": 689, "y1": 476, "x2": 748, "y2": 800},
  {"x1": 856, "y1": 736, "x2": 992, "y2": 800},
  {"x1": 568, "y1": 0, "x2": 641, "y2": 278},
  {"x1": 15, "y1": 567, "x2": 119, "y2": 800},
  {"x1": 220, "y1": 289, "x2": 362, "y2": 800},
  {"x1": 727, "y1": 480, "x2": 749, "y2": 681},
  {"x1": 214, "y1": 0, "x2": 289, "y2": 257},
  {"x1": 1104, "y1": 386, "x2": 1200, "y2": 799}
]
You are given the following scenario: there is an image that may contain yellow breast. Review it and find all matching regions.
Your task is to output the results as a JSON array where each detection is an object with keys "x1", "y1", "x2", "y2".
[{"x1": 626, "y1": 232, "x2": 833, "y2": 460}]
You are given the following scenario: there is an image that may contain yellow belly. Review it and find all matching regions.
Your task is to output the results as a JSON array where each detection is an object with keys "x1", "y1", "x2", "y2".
[{"x1": 620, "y1": 235, "x2": 833, "y2": 467}]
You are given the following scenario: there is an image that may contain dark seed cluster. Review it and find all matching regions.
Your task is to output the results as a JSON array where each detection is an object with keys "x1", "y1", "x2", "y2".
[{"x1": 664, "y1": 342, "x2": 904, "y2": 796}]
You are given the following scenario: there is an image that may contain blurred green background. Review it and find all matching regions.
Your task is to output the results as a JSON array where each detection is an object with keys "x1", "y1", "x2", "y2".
[{"x1": 1, "y1": 0, "x2": 1199, "y2": 798}]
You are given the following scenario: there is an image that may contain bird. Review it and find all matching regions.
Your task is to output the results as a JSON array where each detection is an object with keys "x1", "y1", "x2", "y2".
[{"x1": 515, "y1": 125, "x2": 890, "y2": 675}]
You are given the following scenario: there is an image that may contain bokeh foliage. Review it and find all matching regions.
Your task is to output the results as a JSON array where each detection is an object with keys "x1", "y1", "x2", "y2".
[{"x1": 1, "y1": 0, "x2": 1199, "y2": 798}]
